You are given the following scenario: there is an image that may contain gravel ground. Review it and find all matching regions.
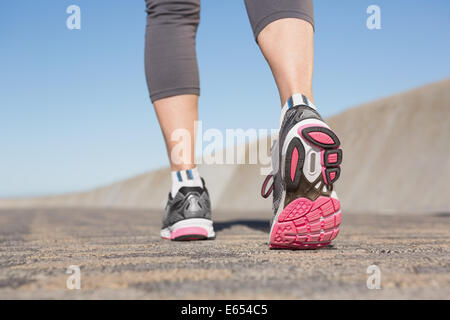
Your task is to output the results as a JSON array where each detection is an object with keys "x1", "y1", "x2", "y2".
[{"x1": 0, "y1": 208, "x2": 448, "y2": 299}]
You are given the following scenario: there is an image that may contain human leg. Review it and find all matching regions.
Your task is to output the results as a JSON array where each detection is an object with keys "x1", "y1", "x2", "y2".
[
  {"x1": 145, "y1": 0, "x2": 214, "y2": 240},
  {"x1": 245, "y1": 0, "x2": 343, "y2": 249}
]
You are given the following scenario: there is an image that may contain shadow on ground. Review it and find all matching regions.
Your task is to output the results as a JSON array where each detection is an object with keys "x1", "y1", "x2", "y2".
[{"x1": 214, "y1": 219, "x2": 270, "y2": 233}]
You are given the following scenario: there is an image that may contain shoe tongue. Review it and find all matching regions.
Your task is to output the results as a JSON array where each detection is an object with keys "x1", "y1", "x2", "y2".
[{"x1": 280, "y1": 94, "x2": 317, "y2": 127}]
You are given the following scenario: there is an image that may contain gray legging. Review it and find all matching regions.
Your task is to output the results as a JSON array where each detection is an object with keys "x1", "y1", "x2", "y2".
[{"x1": 144, "y1": 0, "x2": 314, "y2": 102}]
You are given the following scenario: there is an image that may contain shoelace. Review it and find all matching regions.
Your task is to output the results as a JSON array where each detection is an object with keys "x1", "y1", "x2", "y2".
[{"x1": 261, "y1": 174, "x2": 273, "y2": 198}]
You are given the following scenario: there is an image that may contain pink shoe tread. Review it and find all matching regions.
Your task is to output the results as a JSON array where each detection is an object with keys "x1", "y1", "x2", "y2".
[
  {"x1": 270, "y1": 196, "x2": 341, "y2": 249},
  {"x1": 171, "y1": 227, "x2": 208, "y2": 241}
]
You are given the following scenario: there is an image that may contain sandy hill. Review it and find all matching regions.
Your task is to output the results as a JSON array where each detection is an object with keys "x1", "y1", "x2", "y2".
[{"x1": 1, "y1": 79, "x2": 449, "y2": 214}]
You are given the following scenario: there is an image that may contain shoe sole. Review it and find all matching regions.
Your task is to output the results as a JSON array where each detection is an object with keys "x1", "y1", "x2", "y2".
[
  {"x1": 160, "y1": 218, "x2": 215, "y2": 241},
  {"x1": 270, "y1": 122, "x2": 342, "y2": 249}
]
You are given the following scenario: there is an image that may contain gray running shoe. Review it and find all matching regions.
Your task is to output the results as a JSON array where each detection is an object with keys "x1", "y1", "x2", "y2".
[
  {"x1": 261, "y1": 94, "x2": 342, "y2": 249},
  {"x1": 160, "y1": 179, "x2": 215, "y2": 241}
]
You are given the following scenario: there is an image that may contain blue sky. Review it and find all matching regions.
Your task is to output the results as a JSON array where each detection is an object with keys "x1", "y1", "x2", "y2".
[{"x1": 1, "y1": 0, "x2": 449, "y2": 198}]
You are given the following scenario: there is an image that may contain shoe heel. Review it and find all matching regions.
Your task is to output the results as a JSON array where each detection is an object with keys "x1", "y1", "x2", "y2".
[
  {"x1": 284, "y1": 137, "x2": 305, "y2": 191},
  {"x1": 300, "y1": 126, "x2": 343, "y2": 185},
  {"x1": 161, "y1": 218, "x2": 215, "y2": 241}
]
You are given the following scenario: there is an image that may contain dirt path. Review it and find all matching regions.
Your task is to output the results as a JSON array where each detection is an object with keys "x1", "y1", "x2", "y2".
[{"x1": 0, "y1": 208, "x2": 448, "y2": 299}]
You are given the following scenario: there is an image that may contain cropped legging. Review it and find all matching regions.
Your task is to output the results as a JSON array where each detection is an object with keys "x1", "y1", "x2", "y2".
[{"x1": 144, "y1": 0, "x2": 314, "y2": 102}]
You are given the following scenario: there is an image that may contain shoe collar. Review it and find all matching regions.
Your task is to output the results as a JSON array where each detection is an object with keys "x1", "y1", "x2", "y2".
[{"x1": 280, "y1": 93, "x2": 317, "y2": 128}]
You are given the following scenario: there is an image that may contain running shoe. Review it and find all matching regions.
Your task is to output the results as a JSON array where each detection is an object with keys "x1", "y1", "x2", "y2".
[
  {"x1": 160, "y1": 179, "x2": 215, "y2": 241},
  {"x1": 261, "y1": 94, "x2": 342, "y2": 249}
]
